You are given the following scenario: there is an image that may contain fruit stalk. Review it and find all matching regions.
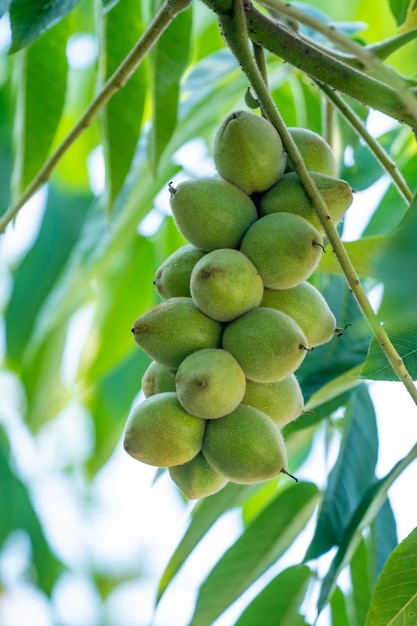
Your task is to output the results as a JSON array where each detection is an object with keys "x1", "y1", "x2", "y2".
[
  {"x1": 216, "y1": 0, "x2": 417, "y2": 404},
  {"x1": 0, "y1": 0, "x2": 192, "y2": 235}
]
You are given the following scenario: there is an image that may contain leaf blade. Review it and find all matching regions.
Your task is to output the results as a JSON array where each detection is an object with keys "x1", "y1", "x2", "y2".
[
  {"x1": 149, "y1": 2, "x2": 192, "y2": 172},
  {"x1": 9, "y1": 0, "x2": 80, "y2": 52},
  {"x1": 12, "y1": 15, "x2": 70, "y2": 197},
  {"x1": 305, "y1": 385, "x2": 378, "y2": 560},
  {"x1": 365, "y1": 526, "x2": 417, "y2": 626},
  {"x1": 101, "y1": 0, "x2": 147, "y2": 209},
  {"x1": 189, "y1": 482, "x2": 319, "y2": 626}
]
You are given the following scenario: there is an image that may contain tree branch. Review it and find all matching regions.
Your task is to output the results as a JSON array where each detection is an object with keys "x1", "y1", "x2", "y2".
[
  {"x1": 209, "y1": 0, "x2": 417, "y2": 130},
  {"x1": 0, "y1": 0, "x2": 192, "y2": 234}
]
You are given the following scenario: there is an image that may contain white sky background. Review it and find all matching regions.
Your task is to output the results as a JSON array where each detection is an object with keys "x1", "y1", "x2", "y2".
[{"x1": 0, "y1": 25, "x2": 416, "y2": 626}]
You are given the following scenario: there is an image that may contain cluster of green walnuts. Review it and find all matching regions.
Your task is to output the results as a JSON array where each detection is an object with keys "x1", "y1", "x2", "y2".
[{"x1": 124, "y1": 110, "x2": 353, "y2": 499}]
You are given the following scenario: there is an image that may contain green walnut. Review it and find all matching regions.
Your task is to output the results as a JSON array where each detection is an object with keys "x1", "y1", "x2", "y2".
[
  {"x1": 243, "y1": 374, "x2": 304, "y2": 427},
  {"x1": 141, "y1": 360, "x2": 177, "y2": 398},
  {"x1": 169, "y1": 451, "x2": 228, "y2": 499},
  {"x1": 285, "y1": 127, "x2": 338, "y2": 176},
  {"x1": 222, "y1": 307, "x2": 308, "y2": 383},
  {"x1": 131, "y1": 297, "x2": 223, "y2": 369},
  {"x1": 124, "y1": 392, "x2": 205, "y2": 467},
  {"x1": 259, "y1": 171, "x2": 353, "y2": 233},
  {"x1": 176, "y1": 348, "x2": 246, "y2": 419},
  {"x1": 213, "y1": 110, "x2": 286, "y2": 194},
  {"x1": 169, "y1": 178, "x2": 257, "y2": 251},
  {"x1": 261, "y1": 281, "x2": 336, "y2": 347},
  {"x1": 190, "y1": 248, "x2": 264, "y2": 322},
  {"x1": 203, "y1": 404, "x2": 288, "y2": 484},
  {"x1": 240, "y1": 212, "x2": 323, "y2": 289},
  {"x1": 154, "y1": 244, "x2": 206, "y2": 299}
]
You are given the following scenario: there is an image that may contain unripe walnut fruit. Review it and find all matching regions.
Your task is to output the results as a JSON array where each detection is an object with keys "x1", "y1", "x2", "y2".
[
  {"x1": 261, "y1": 282, "x2": 336, "y2": 347},
  {"x1": 169, "y1": 178, "x2": 257, "y2": 251},
  {"x1": 285, "y1": 127, "x2": 337, "y2": 176},
  {"x1": 222, "y1": 307, "x2": 308, "y2": 383},
  {"x1": 240, "y1": 212, "x2": 323, "y2": 289},
  {"x1": 124, "y1": 392, "x2": 205, "y2": 467},
  {"x1": 176, "y1": 348, "x2": 246, "y2": 419},
  {"x1": 169, "y1": 451, "x2": 228, "y2": 499},
  {"x1": 213, "y1": 111, "x2": 286, "y2": 194},
  {"x1": 154, "y1": 244, "x2": 206, "y2": 299},
  {"x1": 203, "y1": 404, "x2": 288, "y2": 484},
  {"x1": 132, "y1": 297, "x2": 223, "y2": 369},
  {"x1": 259, "y1": 171, "x2": 353, "y2": 234},
  {"x1": 190, "y1": 248, "x2": 263, "y2": 322}
]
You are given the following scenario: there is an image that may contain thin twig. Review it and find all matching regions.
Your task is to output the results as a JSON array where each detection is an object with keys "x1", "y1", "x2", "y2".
[{"x1": 0, "y1": 0, "x2": 191, "y2": 234}]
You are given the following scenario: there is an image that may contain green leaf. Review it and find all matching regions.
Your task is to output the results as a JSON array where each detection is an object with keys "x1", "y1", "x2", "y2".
[
  {"x1": 157, "y1": 482, "x2": 259, "y2": 604},
  {"x1": 101, "y1": 0, "x2": 147, "y2": 210},
  {"x1": 234, "y1": 565, "x2": 313, "y2": 626},
  {"x1": 365, "y1": 526, "x2": 417, "y2": 626},
  {"x1": 149, "y1": 2, "x2": 192, "y2": 173},
  {"x1": 316, "y1": 439, "x2": 417, "y2": 614},
  {"x1": 12, "y1": 15, "x2": 69, "y2": 197},
  {"x1": 317, "y1": 236, "x2": 387, "y2": 278},
  {"x1": 189, "y1": 482, "x2": 319, "y2": 626},
  {"x1": 85, "y1": 349, "x2": 151, "y2": 476},
  {"x1": 0, "y1": 428, "x2": 62, "y2": 594},
  {"x1": 361, "y1": 321, "x2": 417, "y2": 381},
  {"x1": 350, "y1": 537, "x2": 373, "y2": 626},
  {"x1": 389, "y1": 0, "x2": 412, "y2": 26},
  {"x1": 9, "y1": 0, "x2": 80, "y2": 52},
  {"x1": 370, "y1": 498, "x2": 398, "y2": 583},
  {"x1": 303, "y1": 365, "x2": 363, "y2": 413},
  {"x1": 331, "y1": 587, "x2": 351, "y2": 626},
  {"x1": 372, "y1": 193, "x2": 417, "y2": 326},
  {"x1": 5, "y1": 188, "x2": 92, "y2": 370},
  {"x1": 305, "y1": 385, "x2": 378, "y2": 560}
]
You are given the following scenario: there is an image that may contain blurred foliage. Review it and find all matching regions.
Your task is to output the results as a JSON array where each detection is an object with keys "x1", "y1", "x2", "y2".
[{"x1": 0, "y1": 0, "x2": 417, "y2": 624}]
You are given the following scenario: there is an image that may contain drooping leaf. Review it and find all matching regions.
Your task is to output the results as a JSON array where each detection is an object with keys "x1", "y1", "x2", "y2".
[
  {"x1": 188, "y1": 482, "x2": 319, "y2": 626},
  {"x1": 85, "y1": 349, "x2": 151, "y2": 476},
  {"x1": 330, "y1": 587, "x2": 351, "y2": 626},
  {"x1": 316, "y1": 439, "x2": 417, "y2": 614},
  {"x1": 365, "y1": 526, "x2": 417, "y2": 626},
  {"x1": 156, "y1": 482, "x2": 259, "y2": 604},
  {"x1": 372, "y1": 192, "x2": 417, "y2": 326},
  {"x1": 11, "y1": 15, "x2": 69, "y2": 198},
  {"x1": 100, "y1": 0, "x2": 147, "y2": 210},
  {"x1": 0, "y1": 428, "x2": 62, "y2": 594},
  {"x1": 305, "y1": 385, "x2": 378, "y2": 560},
  {"x1": 370, "y1": 498, "x2": 398, "y2": 583},
  {"x1": 149, "y1": 1, "x2": 193, "y2": 173},
  {"x1": 9, "y1": 0, "x2": 80, "y2": 52},
  {"x1": 234, "y1": 565, "x2": 313, "y2": 626},
  {"x1": 20, "y1": 323, "x2": 70, "y2": 432},
  {"x1": 5, "y1": 188, "x2": 92, "y2": 371},
  {"x1": 350, "y1": 537, "x2": 373, "y2": 626}
]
